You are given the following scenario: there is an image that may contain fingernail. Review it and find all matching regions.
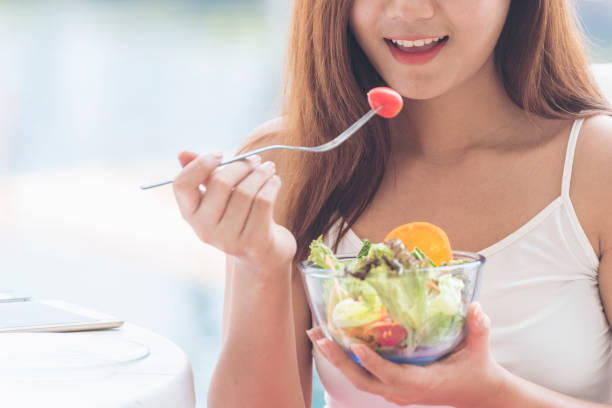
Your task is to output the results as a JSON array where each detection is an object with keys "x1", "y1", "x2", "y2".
[
  {"x1": 479, "y1": 309, "x2": 489, "y2": 326},
  {"x1": 262, "y1": 161, "x2": 275, "y2": 171},
  {"x1": 213, "y1": 152, "x2": 223, "y2": 160},
  {"x1": 481, "y1": 314, "x2": 490, "y2": 329},
  {"x1": 250, "y1": 155, "x2": 262, "y2": 164},
  {"x1": 473, "y1": 303, "x2": 486, "y2": 327},
  {"x1": 306, "y1": 329, "x2": 315, "y2": 341},
  {"x1": 477, "y1": 304, "x2": 485, "y2": 320},
  {"x1": 316, "y1": 339, "x2": 331, "y2": 359}
]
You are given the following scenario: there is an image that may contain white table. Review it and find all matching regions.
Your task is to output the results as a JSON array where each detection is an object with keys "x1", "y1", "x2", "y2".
[{"x1": 0, "y1": 323, "x2": 196, "y2": 407}]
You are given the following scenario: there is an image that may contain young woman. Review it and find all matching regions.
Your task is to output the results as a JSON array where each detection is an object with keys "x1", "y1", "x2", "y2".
[{"x1": 173, "y1": 1, "x2": 612, "y2": 407}]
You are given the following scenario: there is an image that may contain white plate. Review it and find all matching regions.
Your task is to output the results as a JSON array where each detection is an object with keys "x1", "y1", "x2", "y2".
[{"x1": 0, "y1": 332, "x2": 150, "y2": 370}]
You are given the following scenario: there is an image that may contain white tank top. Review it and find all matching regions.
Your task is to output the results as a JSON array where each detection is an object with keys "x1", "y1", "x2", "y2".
[{"x1": 315, "y1": 119, "x2": 612, "y2": 407}]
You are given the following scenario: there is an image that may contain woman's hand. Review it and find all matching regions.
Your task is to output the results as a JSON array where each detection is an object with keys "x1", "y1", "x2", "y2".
[
  {"x1": 308, "y1": 302, "x2": 507, "y2": 408},
  {"x1": 173, "y1": 151, "x2": 297, "y2": 276}
]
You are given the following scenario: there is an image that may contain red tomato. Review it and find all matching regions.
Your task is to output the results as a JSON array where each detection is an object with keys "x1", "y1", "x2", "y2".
[
  {"x1": 366, "y1": 322, "x2": 408, "y2": 347},
  {"x1": 367, "y1": 87, "x2": 404, "y2": 118}
]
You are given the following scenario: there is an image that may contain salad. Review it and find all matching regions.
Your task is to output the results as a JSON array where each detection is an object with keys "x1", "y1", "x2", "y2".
[{"x1": 306, "y1": 222, "x2": 470, "y2": 355}]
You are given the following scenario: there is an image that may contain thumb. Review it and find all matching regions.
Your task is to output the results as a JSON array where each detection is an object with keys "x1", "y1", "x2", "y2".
[{"x1": 465, "y1": 302, "x2": 491, "y2": 352}]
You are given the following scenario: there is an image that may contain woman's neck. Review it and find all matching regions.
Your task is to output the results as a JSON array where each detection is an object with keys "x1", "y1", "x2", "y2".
[{"x1": 390, "y1": 56, "x2": 531, "y2": 164}]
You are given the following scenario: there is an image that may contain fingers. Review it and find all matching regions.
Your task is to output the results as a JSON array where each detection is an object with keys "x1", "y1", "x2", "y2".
[
  {"x1": 196, "y1": 155, "x2": 262, "y2": 228},
  {"x1": 465, "y1": 302, "x2": 491, "y2": 351},
  {"x1": 173, "y1": 151, "x2": 283, "y2": 255},
  {"x1": 178, "y1": 150, "x2": 199, "y2": 168},
  {"x1": 306, "y1": 327, "x2": 326, "y2": 346},
  {"x1": 216, "y1": 161, "x2": 276, "y2": 239},
  {"x1": 240, "y1": 174, "x2": 281, "y2": 242},
  {"x1": 173, "y1": 153, "x2": 222, "y2": 218},
  {"x1": 310, "y1": 337, "x2": 388, "y2": 396},
  {"x1": 173, "y1": 149, "x2": 289, "y2": 263},
  {"x1": 351, "y1": 344, "x2": 422, "y2": 387},
  {"x1": 307, "y1": 327, "x2": 425, "y2": 397}
]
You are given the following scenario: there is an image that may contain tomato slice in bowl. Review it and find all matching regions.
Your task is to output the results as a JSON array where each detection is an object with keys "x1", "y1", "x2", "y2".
[{"x1": 365, "y1": 321, "x2": 408, "y2": 347}]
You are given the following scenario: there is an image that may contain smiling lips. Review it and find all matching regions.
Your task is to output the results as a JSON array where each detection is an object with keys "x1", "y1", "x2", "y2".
[{"x1": 385, "y1": 36, "x2": 449, "y2": 64}]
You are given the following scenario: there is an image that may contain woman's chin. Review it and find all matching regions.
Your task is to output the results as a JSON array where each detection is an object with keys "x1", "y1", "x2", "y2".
[
  {"x1": 387, "y1": 81, "x2": 451, "y2": 102},
  {"x1": 396, "y1": 88, "x2": 447, "y2": 101}
]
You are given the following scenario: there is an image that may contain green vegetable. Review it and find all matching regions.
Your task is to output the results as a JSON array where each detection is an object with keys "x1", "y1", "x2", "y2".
[
  {"x1": 366, "y1": 264, "x2": 433, "y2": 331},
  {"x1": 429, "y1": 274, "x2": 465, "y2": 315},
  {"x1": 368, "y1": 243, "x2": 398, "y2": 264},
  {"x1": 357, "y1": 239, "x2": 372, "y2": 260},
  {"x1": 306, "y1": 237, "x2": 468, "y2": 352},
  {"x1": 332, "y1": 298, "x2": 380, "y2": 328},
  {"x1": 346, "y1": 241, "x2": 401, "y2": 280},
  {"x1": 412, "y1": 247, "x2": 437, "y2": 267},
  {"x1": 308, "y1": 235, "x2": 343, "y2": 270},
  {"x1": 419, "y1": 313, "x2": 464, "y2": 346},
  {"x1": 342, "y1": 277, "x2": 382, "y2": 311}
]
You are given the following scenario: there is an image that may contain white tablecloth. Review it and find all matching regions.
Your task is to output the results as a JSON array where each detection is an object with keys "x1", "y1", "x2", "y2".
[{"x1": 0, "y1": 323, "x2": 195, "y2": 407}]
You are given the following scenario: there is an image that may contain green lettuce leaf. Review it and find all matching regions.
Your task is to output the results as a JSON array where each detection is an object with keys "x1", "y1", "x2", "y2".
[
  {"x1": 418, "y1": 313, "x2": 464, "y2": 346},
  {"x1": 342, "y1": 277, "x2": 382, "y2": 311},
  {"x1": 429, "y1": 274, "x2": 465, "y2": 316},
  {"x1": 366, "y1": 266, "x2": 434, "y2": 331},
  {"x1": 307, "y1": 235, "x2": 343, "y2": 270},
  {"x1": 332, "y1": 298, "x2": 381, "y2": 328},
  {"x1": 357, "y1": 239, "x2": 372, "y2": 260}
]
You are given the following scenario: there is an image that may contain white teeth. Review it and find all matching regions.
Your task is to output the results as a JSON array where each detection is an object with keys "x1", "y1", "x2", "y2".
[{"x1": 391, "y1": 36, "x2": 444, "y2": 48}]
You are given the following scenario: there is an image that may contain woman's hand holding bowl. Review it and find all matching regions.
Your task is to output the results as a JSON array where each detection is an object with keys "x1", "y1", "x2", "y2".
[{"x1": 308, "y1": 302, "x2": 507, "y2": 408}]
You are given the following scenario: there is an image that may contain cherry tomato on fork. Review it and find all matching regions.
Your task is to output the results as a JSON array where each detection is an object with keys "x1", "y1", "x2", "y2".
[{"x1": 367, "y1": 87, "x2": 404, "y2": 118}]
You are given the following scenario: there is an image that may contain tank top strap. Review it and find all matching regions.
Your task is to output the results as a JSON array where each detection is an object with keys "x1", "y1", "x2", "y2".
[{"x1": 561, "y1": 118, "x2": 585, "y2": 198}]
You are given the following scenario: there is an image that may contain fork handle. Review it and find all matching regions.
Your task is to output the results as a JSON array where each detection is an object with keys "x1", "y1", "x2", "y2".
[
  {"x1": 139, "y1": 145, "x2": 315, "y2": 190},
  {"x1": 219, "y1": 144, "x2": 316, "y2": 166}
]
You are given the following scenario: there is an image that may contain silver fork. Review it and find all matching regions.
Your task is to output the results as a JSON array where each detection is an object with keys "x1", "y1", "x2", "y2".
[{"x1": 140, "y1": 106, "x2": 381, "y2": 190}]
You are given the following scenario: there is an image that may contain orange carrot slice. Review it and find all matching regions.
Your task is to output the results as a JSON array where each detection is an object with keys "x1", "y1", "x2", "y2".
[
  {"x1": 427, "y1": 280, "x2": 441, "y2": 292},
  {"x1": 383, "y1": 222, "x2": 452, "y2": 265}
]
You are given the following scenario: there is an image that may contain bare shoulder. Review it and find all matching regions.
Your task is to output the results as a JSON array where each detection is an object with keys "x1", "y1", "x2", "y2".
[
  {"x1": 236, "y1": 116, "x2": 286, "y2": 154},
  {"x1": 580, "y1": 113, "x2": 612, "y2": 141},
  {"x1": 572, "y1": 114, "x2": 612, "y2": 256},
  {"x1": 575, "y1": 114, "x2": 612, "y2": 188}
]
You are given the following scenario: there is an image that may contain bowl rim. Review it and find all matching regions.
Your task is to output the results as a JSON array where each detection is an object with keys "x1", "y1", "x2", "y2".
[{"x1": 299, "y1": 250, "x2": 486, "y2": 277}]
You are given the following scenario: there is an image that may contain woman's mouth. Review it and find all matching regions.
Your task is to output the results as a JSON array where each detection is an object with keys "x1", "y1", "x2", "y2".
[{"x1": 385, "y1": 36, "x2": 449, "y2": 65}]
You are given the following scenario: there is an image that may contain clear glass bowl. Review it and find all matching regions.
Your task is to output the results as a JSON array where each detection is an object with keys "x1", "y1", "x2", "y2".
[{"x1": 300, "y1": 251, "x2": 485, "y2": 365}]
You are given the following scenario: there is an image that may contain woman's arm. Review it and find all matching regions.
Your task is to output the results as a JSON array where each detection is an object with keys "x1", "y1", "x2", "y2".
[
  {"x1": 209, "y1": 257, "x2": 310, "y2": 408},
  {"x1": 215, "y1": 256, "x2": 313, "y2": 408},
  {"x1": 208, "y1": 120, "x2": 314, "y2": 408},
  {"x1": 572, "y1": 115, "x2": 612, "y2": 328},
  {"x1": 493, "y1": 363, "x2": 610, "y2": 408}
]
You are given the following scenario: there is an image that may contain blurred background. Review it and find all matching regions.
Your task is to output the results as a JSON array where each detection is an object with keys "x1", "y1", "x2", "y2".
[{"x1": 1, "y1": 1, "x2": 611, "y2": 407}]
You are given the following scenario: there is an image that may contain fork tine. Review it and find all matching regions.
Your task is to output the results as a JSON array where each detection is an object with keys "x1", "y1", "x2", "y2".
[{"x1": 314, "y1": 108, "x2": 379, "y2": 152}]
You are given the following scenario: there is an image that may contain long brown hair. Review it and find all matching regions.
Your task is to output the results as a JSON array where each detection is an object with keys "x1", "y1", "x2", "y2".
[{"x1": 278, "y1": 0, "x2": 611, "y2": 262}]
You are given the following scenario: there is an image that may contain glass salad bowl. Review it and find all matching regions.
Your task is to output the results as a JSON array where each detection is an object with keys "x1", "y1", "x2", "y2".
[{"x1": 300, "y1": 251, "x2": 485, "y2": 366}]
